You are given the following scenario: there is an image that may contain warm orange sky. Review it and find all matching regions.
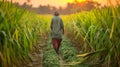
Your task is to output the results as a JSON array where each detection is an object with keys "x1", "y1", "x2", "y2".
[{"x1": 7, "y1": 0, "x2": 118, "y2": 8}]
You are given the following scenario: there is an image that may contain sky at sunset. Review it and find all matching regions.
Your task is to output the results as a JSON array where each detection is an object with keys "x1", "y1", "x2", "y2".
[{"x1": 7, "y1": 0, "x2": 118, "y2": 8}]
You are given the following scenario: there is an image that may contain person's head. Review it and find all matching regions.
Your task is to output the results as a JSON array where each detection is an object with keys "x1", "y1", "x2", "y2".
[{"x1": 54, "y1": 11, "x2": 59, "y2": 16}]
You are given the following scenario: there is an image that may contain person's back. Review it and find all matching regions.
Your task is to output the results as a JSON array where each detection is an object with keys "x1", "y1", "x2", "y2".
[
  {"x1": 50, "y1": 11, "x2": 64, "y2": 54},
  {"x1": 51, "y1": 16, "x2": 63, "y2": 39}
]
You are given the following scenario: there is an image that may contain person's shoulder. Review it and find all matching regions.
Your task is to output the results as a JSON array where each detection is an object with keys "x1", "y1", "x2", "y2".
[
  {"x1": 57, "y1": 16, "x2": 61, "y2": 19},
  {"x1": 53, "y1": 16, "x2": 58, "y2": 19},
  {"x1": 52, "y1": 16, "x2": 55, "y2": 20},
  {"x1": 52, "y1": 16, "x2": 56, "y2": 19}
]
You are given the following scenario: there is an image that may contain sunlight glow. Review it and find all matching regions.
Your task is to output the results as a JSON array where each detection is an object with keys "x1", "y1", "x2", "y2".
[
  {"x1": 7, "y1": 0, "x2": 86, "y2": 8},
  {"x1": 6, "y1": 0, "x2": 118, "y2": 8}
]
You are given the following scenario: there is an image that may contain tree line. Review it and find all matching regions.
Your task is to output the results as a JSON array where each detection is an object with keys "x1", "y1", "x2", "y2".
[{"x1": 14, "y1": 0, "x2": 102, "y2": 14}]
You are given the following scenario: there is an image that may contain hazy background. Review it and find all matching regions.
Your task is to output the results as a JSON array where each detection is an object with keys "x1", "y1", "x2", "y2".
[{"x1": 6, "y1": 0, "x2": 120, "y2": 14}]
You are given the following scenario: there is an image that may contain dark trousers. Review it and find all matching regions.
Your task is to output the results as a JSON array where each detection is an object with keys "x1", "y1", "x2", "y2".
[{"x1": 52, "y1": 38, "x2": 62, "y2": 54}]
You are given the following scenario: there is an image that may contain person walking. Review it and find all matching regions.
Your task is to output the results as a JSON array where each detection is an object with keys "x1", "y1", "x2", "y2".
[{"x1": 50, "y1": 11, "x2": 64, "y2": 54}]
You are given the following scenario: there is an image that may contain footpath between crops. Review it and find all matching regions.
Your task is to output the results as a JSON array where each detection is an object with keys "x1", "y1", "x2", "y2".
[
  {"x1": 43, "y1": 37, "x2": 92, "y2": 67},
  {"x1": 22, "y1": 37, "x2": 93, "y2": 67},
  {"x1": 20, "y1": 39, "x2": 45, "y2": 67}
]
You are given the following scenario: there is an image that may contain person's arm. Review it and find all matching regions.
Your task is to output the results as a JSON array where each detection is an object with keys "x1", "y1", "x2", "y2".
[
  {"x1": 50, "y1": 18, "x2": 53, "y2": 30},
  {"x1": 60, "y1": 19, "x2": 64, "y2": 34}
]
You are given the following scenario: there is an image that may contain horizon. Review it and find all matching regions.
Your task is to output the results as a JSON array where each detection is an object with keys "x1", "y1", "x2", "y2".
[{"x1": 6, "y1": 0, "x2": 119, "y2": 8}]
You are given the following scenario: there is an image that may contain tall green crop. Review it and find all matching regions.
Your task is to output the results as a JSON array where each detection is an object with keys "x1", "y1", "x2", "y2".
[
  {"x1": 64, "y1": 4, "x2": 120, "y2": 67},
  {"x1": 0, "y1": 1, "x2": 49, "y2": 67}
]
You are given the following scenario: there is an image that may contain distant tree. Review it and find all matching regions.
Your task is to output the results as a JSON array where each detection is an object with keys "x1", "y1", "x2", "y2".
[
  {"x1": 52, "y1": 6, "x2": 57, "y2": 11},
  {"x1": 27, "y1": 0, "x2": 30, "y2": 3}
]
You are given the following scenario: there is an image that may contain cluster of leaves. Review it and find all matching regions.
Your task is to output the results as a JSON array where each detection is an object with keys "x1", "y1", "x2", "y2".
[
  {"x1": 43, "y1": 38, "x2": 91, "y2": 67},
  {"x1": 60, "y1": 38, "x2": 91, "y2": 67},
  {"x1": 60, "y1": 38, "x2": 77, "y2": 62},
  {"x1": 43, "y1": 40, "x2": 60, "y2": 67}
]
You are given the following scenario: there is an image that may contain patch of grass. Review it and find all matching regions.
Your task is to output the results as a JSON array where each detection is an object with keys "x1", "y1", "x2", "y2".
[{"x1": 43, "y1": 40, "x2": 60, "y2": 67}]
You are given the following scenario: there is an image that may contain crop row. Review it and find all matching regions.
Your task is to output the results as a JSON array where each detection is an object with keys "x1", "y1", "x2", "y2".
[{"x1": 0, "y1": 1, "x2": 48, "y2": 67}]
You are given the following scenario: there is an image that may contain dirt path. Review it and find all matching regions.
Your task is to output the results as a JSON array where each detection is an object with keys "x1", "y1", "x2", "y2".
[
  {"x1": 22, "y1": 41, "x2": 45, "y2": 67},
  {"x1": 21, "y1": 39, "x2": 68, "y2": 67},
  {"x1": 59, "y1": 54, "x2": 66, "y2": 67}
]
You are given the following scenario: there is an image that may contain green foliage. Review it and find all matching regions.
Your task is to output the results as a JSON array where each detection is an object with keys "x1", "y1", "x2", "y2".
[
  {"x1": 60, "y1": 38, "x2": 77, "y2": 62},
  {"x1": 43, "y1": 40, "x2": 60, "y2": 67},
  {"x1": 65, "y1": 5, "x2": 120, "y2": 67},
  {"x1": 0, "y1": 0, "x2": 120, "y2": 67},
  {"x1": 0, "y1": 1, "x2": 49, "y2": 67},
  {"x1": 43, "y1": 38, "x2": 91, "y2": 67}
]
